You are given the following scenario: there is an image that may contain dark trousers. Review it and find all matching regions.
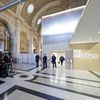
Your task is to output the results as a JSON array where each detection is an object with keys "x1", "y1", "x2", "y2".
[
  {"x1": 61, "y1": 61, "x2": 63, "y2": 66},
  {"x1": 36, "y1": 61, "x2": 39, "y2": 67},
  {"x1": 52, "y1": 62, "x2": 57, "y2": 68},
  {"x1": 43, "y1": 62, "x2": 47, "y2": 69}
]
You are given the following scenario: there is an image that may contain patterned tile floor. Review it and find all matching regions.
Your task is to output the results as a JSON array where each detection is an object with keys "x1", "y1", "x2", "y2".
[{"x1": 0, "y1": 64, "x2": 100, "y2": 100}]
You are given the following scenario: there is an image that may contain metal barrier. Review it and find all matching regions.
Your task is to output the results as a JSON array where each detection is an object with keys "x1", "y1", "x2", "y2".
[{"x1": 14, "y1": 54, "x2": 36, "y2": 64}]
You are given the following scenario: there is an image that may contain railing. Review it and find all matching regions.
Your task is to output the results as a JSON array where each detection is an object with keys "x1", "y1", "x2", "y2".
[{"x1": 13, "y1": 53, "x2": 36, "y2": 65}]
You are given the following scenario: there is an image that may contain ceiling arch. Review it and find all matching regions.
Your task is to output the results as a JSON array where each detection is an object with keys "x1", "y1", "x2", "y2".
[
  {"x1": 0, "y1": 17, "x2": 14, "y2": 36},
  {"x1": 16, "y1": 3, "x2": 25, "y2": 16},
  {"x1": 20, "y1": 0, "x2": 68, "y2": 25},
  {"x1": 31, "y1": 0, "x2": 63, "y2": 31},
  {"x1": 0, "y1": 0, "x2": 88, "y2": 29}
]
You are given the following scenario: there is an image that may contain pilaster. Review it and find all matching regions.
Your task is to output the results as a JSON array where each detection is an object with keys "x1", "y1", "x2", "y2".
[{"x1": 13, "y1": 18, "x2": 22, "y2": 57}]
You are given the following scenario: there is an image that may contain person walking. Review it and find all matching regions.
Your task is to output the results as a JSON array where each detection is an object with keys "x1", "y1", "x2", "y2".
[
  {"x1": 43, "y1": 54, "x2": 47, "y2": 69},
  {"x1": 59, "y1": 56, "x2": 65, "y2": 66},
  {"x1": 51, "y1": 54, "x2": 57, "y2": 68},
  {"x1": 35, "y1": 54, "x2": 39, "y2": 67}
]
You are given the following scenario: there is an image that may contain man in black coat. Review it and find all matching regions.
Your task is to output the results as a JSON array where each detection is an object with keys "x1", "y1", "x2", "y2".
[
  {"x1": 51, "y1": 54, "x2": 57, "y2": 68},
  {"x1": 35, "y1": 54, "x2": 39, "y2": 67},
  {"x1": 59, "y1": 56, "x2": 65, "y2": 66},
  {"x1": 43, "y1": 54, "x2": 47, "y2": 69}
]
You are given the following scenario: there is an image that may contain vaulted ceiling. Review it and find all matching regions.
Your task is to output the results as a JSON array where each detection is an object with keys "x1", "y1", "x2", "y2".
[{"x1": 0, "y1": 0, "x2": 88, "y2": 26}]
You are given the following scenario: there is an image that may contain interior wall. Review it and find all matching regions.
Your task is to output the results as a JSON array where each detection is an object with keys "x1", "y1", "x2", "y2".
[
  {"x1": 65, "y1": 50, "x2": 73, "y2": 69},
  {"x1": 73, "y1": 43, "x2": 100, "y2": 71},
  {"x1": 42, "y1": 43, "x2": 71, "y2": 57},
  {"x1": 20, "y1": 32, "x2": 28, "y2": 53}
]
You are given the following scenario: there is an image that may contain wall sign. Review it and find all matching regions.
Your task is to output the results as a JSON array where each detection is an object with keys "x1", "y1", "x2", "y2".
[{"x1": 74, "y1": 50, "x2": 99, "y2": 59}]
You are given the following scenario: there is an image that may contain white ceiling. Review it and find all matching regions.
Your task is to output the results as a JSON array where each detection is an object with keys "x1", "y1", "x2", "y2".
[
  {"x1": 71, "y1": 0, "x2": 100, "y2": 43},
  {"x1": 42, "y1": 6, "x2": 83, "y2": 36}
]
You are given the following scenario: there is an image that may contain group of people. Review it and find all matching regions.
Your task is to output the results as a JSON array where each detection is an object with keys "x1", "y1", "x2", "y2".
[
  {"x1": 35, "y1": 54, "x2": 47, "y2": 69},
  {"x1": 0, "y1": 52, "x2": 13, "y2": 77},
  {"x1": 51, "y1": 54, "x2": 65, "y2": 68},
  {"x1": 35, "y1": 53, "x2": 65, "y2": 69}
]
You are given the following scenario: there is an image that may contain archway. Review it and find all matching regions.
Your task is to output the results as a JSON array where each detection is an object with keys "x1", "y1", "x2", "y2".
[{"x1": 0, "y1": 21, "x2": 10, "y2": 52}]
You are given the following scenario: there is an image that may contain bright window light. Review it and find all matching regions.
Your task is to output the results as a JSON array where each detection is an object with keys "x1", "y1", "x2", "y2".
[
  {"x1": 42, "y1": 6, "x2": 83, "y2": 36},
  {"x1": 45, "y1": 20, "x2": 78, "y2": 35},
  {"x1": 27, "y1": 4, "x2": 34, "y2": 14},
  {"x1": 37, "y1": 18, "x2": 41, "y2": 25}
]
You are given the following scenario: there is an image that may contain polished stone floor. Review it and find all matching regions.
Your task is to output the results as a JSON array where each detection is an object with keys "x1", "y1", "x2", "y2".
[{"x1": 0, "y1": 64, "x2": 100, "y2": 100}]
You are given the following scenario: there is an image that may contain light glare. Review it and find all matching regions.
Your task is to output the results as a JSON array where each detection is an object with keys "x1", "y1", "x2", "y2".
[{"x1": 44, "y1": 20, "x2": 78, "y2": 36}]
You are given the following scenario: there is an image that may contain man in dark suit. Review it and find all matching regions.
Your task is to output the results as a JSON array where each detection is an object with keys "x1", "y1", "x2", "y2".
[
  {"x1": 59, "y1": 56, "x2": 65, "y2": 66},
  {"x1": 51, "y1": 54, "x2": 57, "y2": 68},
  {"x1": 35, "y1": 54, "x2": 39, "y2": 67},
  {"x1": 43, "y1": 54, "x2": 47, "y2": 69}
]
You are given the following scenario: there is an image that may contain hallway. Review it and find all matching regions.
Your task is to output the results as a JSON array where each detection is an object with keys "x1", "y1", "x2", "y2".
[{"x1": 0, "y1": 65, "x2": 100, "y2": 100}]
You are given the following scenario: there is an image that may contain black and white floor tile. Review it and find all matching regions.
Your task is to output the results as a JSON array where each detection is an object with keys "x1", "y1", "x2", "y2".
[
  {"x1": 0, "y1": 81, "x2": 4, "y2": 85},
  {"x1": 0, "y1": 64, "x2": 100, "y2": 100}
]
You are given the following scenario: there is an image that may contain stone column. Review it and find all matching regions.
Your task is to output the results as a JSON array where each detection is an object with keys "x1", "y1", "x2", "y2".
[
  {"x1": 28, "y1": 29, "x2": 33, "y2": 54},
  {"x1": 13, "y1": 18, "x2": 21, "y2": 58},
  {"x1": 9, "y1": 31, "x2": 14, "y2": 57}
]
